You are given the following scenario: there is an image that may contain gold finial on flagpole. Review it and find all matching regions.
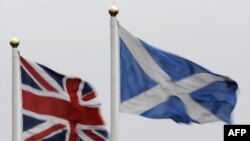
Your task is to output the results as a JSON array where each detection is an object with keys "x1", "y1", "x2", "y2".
[
  {"x1": 109, "y1": 4, "x2": 119, "y2": 17},
  {"x1": 10, "y1": 37, "x2": 20, "y2": 48}
]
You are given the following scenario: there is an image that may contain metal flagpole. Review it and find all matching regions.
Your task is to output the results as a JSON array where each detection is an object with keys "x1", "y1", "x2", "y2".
[
  {"x1": 109, "y1": 4, "x2": 119, "y2": 141},
  {"x1": 10, "y1": 37, "x2": 22, "y2": 141}
]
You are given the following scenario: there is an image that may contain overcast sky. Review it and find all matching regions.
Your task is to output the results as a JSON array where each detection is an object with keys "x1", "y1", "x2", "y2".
[{"x1": 0, "y1": 0, "x2": 250, "y2": 141}]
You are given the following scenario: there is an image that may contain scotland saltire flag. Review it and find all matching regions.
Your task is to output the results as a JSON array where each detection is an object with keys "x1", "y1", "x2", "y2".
[
  {"x1": 118, "y1": 25, "x2": 238, "y2": 124},
  {"x1": 20, "y1": 56, "x2": 108, "y2": 141}
]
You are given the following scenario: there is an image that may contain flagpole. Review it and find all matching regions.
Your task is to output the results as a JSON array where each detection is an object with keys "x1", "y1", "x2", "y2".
[
  {"x1": 10, "y1": 37, "x2": 22, "y2": 141},
  {"x1": 109, "y1": 4, "x2": 119, "y2": 141}
]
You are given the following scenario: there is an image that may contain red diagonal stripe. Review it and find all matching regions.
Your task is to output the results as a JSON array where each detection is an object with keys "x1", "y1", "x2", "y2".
[
  {"x1": 82, "y1": 91, "x2": 96, "y2": 101},
  {"x1": 26, "y1": 124, "x2": 65, "y2": 141},
  {"x1": 20, "y1": 56, "x2": 58, "y2": 92},
  {"x1": 22, "y1": 90, "x2": 105, "y2": 125},
  {"x1": 83, "y1": 130, "x2": 105, "y2": 141}
]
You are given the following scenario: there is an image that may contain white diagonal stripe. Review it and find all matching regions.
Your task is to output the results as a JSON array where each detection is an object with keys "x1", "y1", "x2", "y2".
[
  {"x1": 23, "y1": 121, "x2": 63, "y2": 139},
  {"x1": 22, "y1": 84, "x2": 70, "y2": 101},
  {"x1": 174, "y1": 73, "x2": 225, "y2": 94},
  {"x1": 159, "y1": 73, "x2": 225, "y2": 96},
  {"x1": 23, "y1": 120, "x2": 65, "y2": 139},
  {"x1": 21, "y1": 63, "x2": 47, "y2": 92},
  {"x1": 120, "y1": 84, "x2": 171, "y2": 114},
  {"x1": 76, "y1": 124, "x2": 107, "y2": 131},
  {"x1": 77, "y1": 81, "x2": 100, "y2": 107},
  {"x1": 22, "y1": 109, "x2": 70, "y2": 141},
  {"x1": 27, "y1": 60, "x2": 65, "y2": 94},
  {"x1": 76, "y1": 124, "x2": 108, "y2": 140},
  {"x1": 23, "y1": 121, "x2": 52, "y2": 139},
  {"x1": 92, "y1": 130, "x2": 108, "y2": 140},
  {"x1": 119, "y1": 25, "x2": 171, "y2": 83},
  {"x1": 77, "y1": 130, "x2": 93, "y2": 141},
  {"x1": 178, "y1": 94, "x2": 219, "y2": 123}
]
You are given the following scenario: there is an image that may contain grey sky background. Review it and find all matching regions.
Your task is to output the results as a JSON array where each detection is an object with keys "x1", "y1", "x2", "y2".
[{"x1": 0, "y1": 0, "x2": 250, "y2": 141}]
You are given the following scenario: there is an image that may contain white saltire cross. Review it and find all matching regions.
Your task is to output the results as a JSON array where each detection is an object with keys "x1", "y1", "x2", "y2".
[{"x1": 119, "y1": 25, "x2": 225, "y2": 123}]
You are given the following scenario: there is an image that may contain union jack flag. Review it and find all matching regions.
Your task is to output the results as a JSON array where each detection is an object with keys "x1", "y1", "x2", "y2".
[{"x1": 20, "y1": 56, "x2": 109, "y2": 141}]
